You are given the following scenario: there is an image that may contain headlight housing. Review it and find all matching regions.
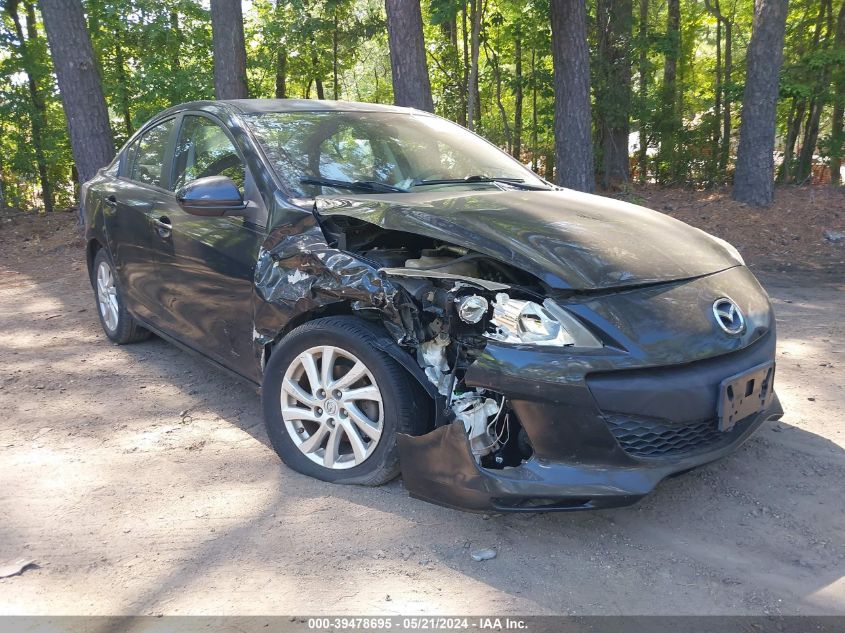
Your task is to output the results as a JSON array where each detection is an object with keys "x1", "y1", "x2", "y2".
[{"x1": 487, "y1": 294, "x2": 602, "y2": 348}]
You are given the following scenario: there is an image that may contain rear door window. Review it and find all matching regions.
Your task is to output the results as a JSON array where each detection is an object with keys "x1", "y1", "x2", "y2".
[{"x1": 129, "y1": 119, "x2": 174, "y2": 188}]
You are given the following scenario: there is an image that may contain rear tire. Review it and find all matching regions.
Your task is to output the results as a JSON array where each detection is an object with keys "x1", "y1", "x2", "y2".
[
  {"x1": 92, "y1": 248, "x2": 151, "y2": 345},
  {"x1": 261, "y1": 316, "x2": 431, "y2": 486}
]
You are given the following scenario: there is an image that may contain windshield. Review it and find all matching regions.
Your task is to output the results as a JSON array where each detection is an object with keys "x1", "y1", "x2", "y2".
[{"x1": 243, "y1": 110, "x2": 549, "y2": 197}]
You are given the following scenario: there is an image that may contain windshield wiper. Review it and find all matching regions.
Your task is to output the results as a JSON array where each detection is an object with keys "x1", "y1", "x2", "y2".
[
  {"x1": 300, "y1": 176, "x2": 407, "y2": 193},
  {"x1": 412, "y1": 175, "x2": 551, "y2": 191}
]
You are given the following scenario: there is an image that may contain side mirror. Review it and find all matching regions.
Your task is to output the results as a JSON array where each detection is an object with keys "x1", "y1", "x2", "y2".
[{"x1": 176, "y1": 176, "x2": 246, "y2": 217}]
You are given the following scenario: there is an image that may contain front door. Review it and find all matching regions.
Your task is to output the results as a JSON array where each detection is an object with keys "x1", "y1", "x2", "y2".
[{"x1": 150, "y1": 113, "x2": 264, "y2": 379}]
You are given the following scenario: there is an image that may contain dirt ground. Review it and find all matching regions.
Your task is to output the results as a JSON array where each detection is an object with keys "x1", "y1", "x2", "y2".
[
  {"x1": 0, "y1": 188, "x2": 843, "y2": 616},
  {"x1": 626, "y1": 185, "x2": 845, "y2": 278}
]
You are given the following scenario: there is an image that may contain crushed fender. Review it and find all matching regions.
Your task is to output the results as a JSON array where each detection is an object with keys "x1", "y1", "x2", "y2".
[
  {"x1": 253, "y1": 221, "x2": 416, "y2": 347},
  {"x1": 254, "y1": 212, "x2": 536, "y2": 476}
]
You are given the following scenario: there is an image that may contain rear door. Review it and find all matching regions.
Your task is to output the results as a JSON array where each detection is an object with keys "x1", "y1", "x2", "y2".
[
  {"x1": 150, "y1": 113, "x2": 266, "y2": 379},
  {"x1": 104, "y1": 117, "x2": 176, "y2": 323}
]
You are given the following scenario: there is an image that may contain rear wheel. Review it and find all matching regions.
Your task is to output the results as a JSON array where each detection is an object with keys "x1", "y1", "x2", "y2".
[
  {"x1": 92, "y1": 248, "x2": 150, "y2": 344},
  {"x1": 261, "y1": 316, "x2": 430, "y2": 485}
]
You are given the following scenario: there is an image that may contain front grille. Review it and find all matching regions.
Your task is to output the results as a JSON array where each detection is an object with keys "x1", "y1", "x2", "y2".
[{"x1": 604, "y1": 414, "x2": 727, "y2": 458}]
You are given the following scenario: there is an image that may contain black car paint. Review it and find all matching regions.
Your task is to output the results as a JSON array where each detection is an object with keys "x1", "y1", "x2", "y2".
[
  {"x1": 399, "y1": 395, "x2": 781, "y2": 512},
  {"x1": 398, "y1": 276, "x2": 781, "y2": 512},
  {"x1": 315, "y1": 189, "x2": 744, "y2": 290},
  {"x1": 83, "y1": 99, "x2": 782, "y2": 512},
  {"x1": 394, "y1": 266, "x2": 782, "y2": 512}
]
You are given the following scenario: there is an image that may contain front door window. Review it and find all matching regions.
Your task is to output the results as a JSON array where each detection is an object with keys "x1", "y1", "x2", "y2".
[{"x1": 172, "y1": 116, "x2": 246, "y2": 193}]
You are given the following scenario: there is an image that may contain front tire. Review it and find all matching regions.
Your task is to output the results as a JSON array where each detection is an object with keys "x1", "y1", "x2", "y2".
[
  {"x1": 261, "y1": 316, "x2": 430, "y2": 486},
  {"x1": 92, "y1": 249, "x2": 150, "y2": 344}
]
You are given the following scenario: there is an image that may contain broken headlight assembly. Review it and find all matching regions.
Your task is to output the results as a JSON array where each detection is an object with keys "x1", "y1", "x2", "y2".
[
  {"x1": 454, "y1": 294, "x2": 489, "y2": 324},
  {"x1": 487, "y1": 293, "x2": 602, "y2": 348}
]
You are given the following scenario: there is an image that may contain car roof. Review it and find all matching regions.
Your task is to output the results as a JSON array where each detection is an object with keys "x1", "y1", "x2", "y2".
[{"x1": 156, "y1": 99, "x2": 422, "y2": 119}]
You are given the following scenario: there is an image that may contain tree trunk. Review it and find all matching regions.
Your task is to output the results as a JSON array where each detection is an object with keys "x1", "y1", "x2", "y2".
[
  {"x1": 39, "y1": 0, "x2": 114, "y2": 219},
  {"x1": 462, "y1": 6, "x2": 469, "y2": 124},
  {"x1": 705, "y1": 0, "x2": 734, "y2": 179},
  {"x1": 384, "y1": 0, "x2": 434, "y2": 112},
  {"x1": 596, "y1": 0, "x2": 633, "y2": 188},
  {"x1": 485, "y1": 41, "x2": 512, "y2": 152},
  {"x1": 544, "y1": 150, "x2": 555, "y2": 181},
  {"x1": 272, "y1": 0, "x2": 286, "y2": 99},
  {"x1": 831, "y1": 0, "x2": 845, "y2": 185},
  {"x1": 722, "y1": 18, "x2": 732, "y2": 174},
  {"x1": 332, "y1": 11, "x2": 339, "y2": 100},
  {"x1": 210, "y1": 0, "x2": 249, "y2": 100},
  {"x1": 637, "y1": 0, "x2": 649, "y2": 183},
  {"x1": 169, "y1": 9, "x2": 182, "y2": 78},
  {"x1": 23, "y1": 1, "x2": 52, "y2": 211},
  {"x1": 549, "y1": 0, "x2": 595, "y2": 192},
  {"x1": 311, "y1": 47, "x2": 325, "y2": 99},
  {"x1": 833, "y1": 106, "x2": 845, "y2": 185},
  {"x1": 512, "y1": 33, "x2": 523, "y2": 160},
  {"x1": 711, "y1": 2, "x2": 723, "y2": 173},
  {"x1": 467, "y1": 0, "x2": 482, "y2": 130},
  {"x1": 657, "y1": 0, "x2": 681, "y2": 182},
  {"x1": 0, "y1": 125, "x2": 9, "y2": 207},
  {"x1": 10, "y1": 0, "x2": 53, "y2": 212},
  {"x1": 796, "y1": 98, "x2": 824, "y2": 183},
  {"x1": 275, "y1": 49, "x2": 287, "y2": 99},
  {"x1": 114, "y1": 40, "x2": 131, "y2": 136},
  {"x1": 785, "y1": 1, "x2": 825, "y2": 183},
  {"x1": 168, "y1": 9, "x2": 182, "y2": 106},
  {"x1": 531, "y1": 47, "x2": 538, "y2": 172},
  {"x1": 441, "y1": 14, "x2": 466, "y2": 126},
  {"x1": 733, "y1": 0, "x2": 789, "y2": 206},
  {"x1": 795, "y1": 0, "x2": 833, "y2": 183},
  {"x1": 779, "y1": 98, "x2": 805, "y2": 183},
  {"x1": 112, "y1": 8, "x2": 132, "y2": 137}
]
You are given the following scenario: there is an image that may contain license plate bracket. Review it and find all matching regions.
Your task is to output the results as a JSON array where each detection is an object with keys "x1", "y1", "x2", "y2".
[{"x1": 717, "y1": 361, "x2": 775, "y2": 432}]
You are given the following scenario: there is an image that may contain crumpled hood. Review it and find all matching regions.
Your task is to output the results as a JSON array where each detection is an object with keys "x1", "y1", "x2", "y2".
[{"x1": 316, "y1": 189, "x2": 742, "y2": 290}]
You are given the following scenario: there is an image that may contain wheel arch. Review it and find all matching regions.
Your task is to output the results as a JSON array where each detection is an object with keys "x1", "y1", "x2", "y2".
[
  {"x1": 86, "y1": 238, "x2": 104, "y2": 286},
  {"x1": 261, "y1": 307, "x2": 445, "y2": 424},
  {"x1": 261, "y1": 302, "x2": 354, "y2": 368}
]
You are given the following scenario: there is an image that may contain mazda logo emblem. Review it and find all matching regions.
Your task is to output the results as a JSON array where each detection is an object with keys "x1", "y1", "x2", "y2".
[{"x1": 712, "y1": 298, "x2": 745, "y2": 335}]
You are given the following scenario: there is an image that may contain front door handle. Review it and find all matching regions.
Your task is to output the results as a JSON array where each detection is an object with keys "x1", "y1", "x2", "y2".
[{"x1": 152, "y1": 216, "x2": 172, "y2": 237}]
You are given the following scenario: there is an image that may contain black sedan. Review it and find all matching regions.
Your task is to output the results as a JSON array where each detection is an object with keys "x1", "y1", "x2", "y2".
[{"x1": 81, "y1": 99, "x2": 782, "y2": 512}]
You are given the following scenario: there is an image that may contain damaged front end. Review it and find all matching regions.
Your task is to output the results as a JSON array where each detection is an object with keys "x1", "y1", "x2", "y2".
[
  {"x1": 255, "y1": 201, "x2": 782, "y2": 513},
  {"x1": 254, "y1": 209, "x2": 547, "y2": 480},
  {"x1": 316, "y1": 210, "x2": 559, "y2": 471}
]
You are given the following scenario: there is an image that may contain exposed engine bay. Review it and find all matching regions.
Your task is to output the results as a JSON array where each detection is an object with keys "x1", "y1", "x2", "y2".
[{"x1": 319, "y1": 216, "x2": 561, "y2": 469}]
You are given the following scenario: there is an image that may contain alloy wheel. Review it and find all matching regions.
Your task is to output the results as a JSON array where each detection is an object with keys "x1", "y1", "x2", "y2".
[
  {"x1": 96, "y1": 260, "x2": 119, "y2": 332},
  {"x1": 281, "y1": 346, "x2": 384, "y2": 469}
]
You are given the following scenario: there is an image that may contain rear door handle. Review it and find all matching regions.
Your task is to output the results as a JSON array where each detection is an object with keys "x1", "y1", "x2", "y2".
[
  {"x1": 104, "y1": 195, "x2": 117, "y2": 208},
  {"x1": 152, "y1": 216, "x2": 172, "y2": 236}
]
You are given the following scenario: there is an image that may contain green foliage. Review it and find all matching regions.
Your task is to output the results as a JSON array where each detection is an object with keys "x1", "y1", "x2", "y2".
[
  {"x1": 247, "y1": 0, "x2": 388, "y2": 102},
  {"x1": 86, "y1": 0, "x2": 214, "y2": 140},
  {"x1": 0, "y1": 0, "x2": 843, "y2": 211}
]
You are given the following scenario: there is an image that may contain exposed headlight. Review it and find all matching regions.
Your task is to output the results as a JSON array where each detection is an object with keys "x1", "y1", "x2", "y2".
[
  {"x1": 710, "y1": 235, "x2": 745, "y2": 266},
  {"x1": 455, "y1": 294, "x2": 489, "y2": 324},
  {"x1": 487, "y1": 294, "x2": 602, "y2": 348}
]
